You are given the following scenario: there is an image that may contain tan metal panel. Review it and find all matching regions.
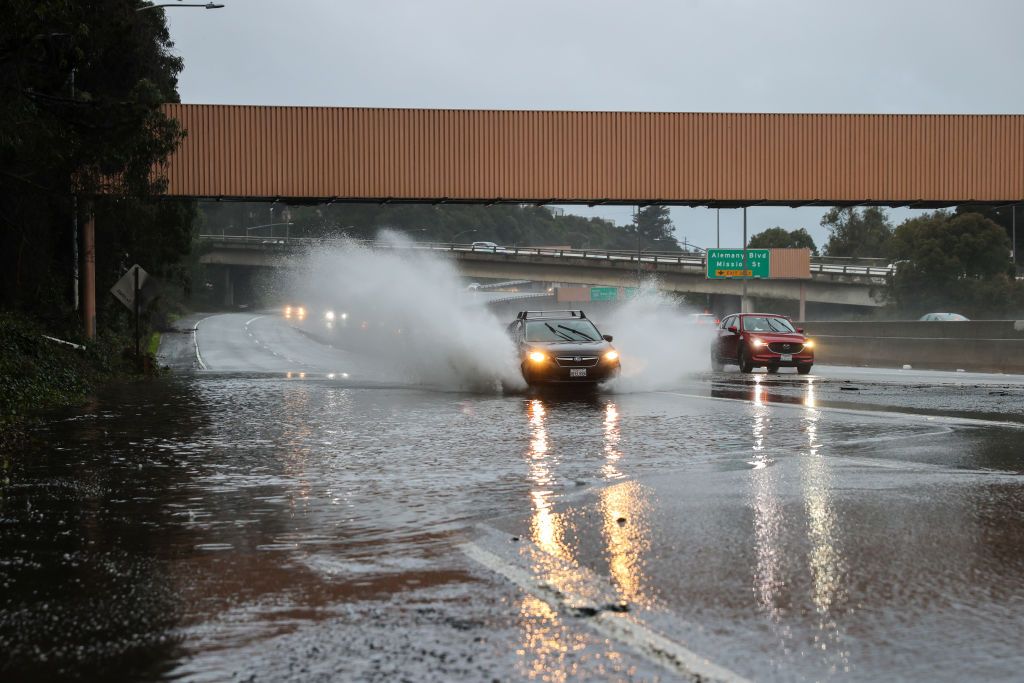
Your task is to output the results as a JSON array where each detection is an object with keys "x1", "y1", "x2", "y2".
[
  {"x1": 159, "y1": 105, "x2": 1024, "y2": 204},
  {"x1": 769, "y1": 248, "x2": 811, "y2": 279}
]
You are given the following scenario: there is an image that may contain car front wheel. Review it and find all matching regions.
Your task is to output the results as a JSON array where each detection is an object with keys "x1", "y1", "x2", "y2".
[
  {"x1": 711, "y1": 350, "x2": 724, "y2": 372},
  {"x1": 797, "y1": 364, "x2": 812, "y2": 375},
  {"x1": 738, "y1": 347, "x2": 754, "y2": 374}
]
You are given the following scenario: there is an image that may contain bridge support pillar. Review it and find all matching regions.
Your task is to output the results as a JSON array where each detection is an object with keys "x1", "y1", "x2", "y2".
[
  {"x1": 222, "y1": 266, "x2": 234, "y2": 307},
  {"x1": 799, "y1": 282, "x2": 806, "y2": 322}
]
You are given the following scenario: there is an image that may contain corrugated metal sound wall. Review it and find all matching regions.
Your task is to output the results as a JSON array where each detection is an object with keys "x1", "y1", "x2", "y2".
[{"x1": 160, "y1": 105, "x2": 1024, "y2": 205}]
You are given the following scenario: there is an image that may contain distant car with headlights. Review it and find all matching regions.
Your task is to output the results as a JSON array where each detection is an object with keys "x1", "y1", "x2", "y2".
[
  {"x1": 507, "y1": 310, "x2": 621, "y2": 386},
  {"x1": 283, "y1": 304, "x2": 307, "y2": 320},
  {"x1": 711, "y1": 313, "x2": 814, "y2": 374}
]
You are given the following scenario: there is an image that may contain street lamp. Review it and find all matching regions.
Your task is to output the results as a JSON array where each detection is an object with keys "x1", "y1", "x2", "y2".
[{"x1": 137, "y1": 2, "x2": 225, "y2": 10}]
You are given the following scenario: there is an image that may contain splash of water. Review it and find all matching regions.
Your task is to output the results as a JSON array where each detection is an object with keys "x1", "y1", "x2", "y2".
[
  {"x1": 601, "y1": 282, "x2": 716, "y2": 393},
  {"x1": 284, "y1": 232, "x2": 525, "y2": 392}
]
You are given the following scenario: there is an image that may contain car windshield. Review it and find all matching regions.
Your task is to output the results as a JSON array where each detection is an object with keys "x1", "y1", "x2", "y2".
[
  {"x1": 742, "y1": 316, "x2": 796, "y2": 333},
  {"x1": 525, "y1": 320, "x2": 600, "y2": 342}
]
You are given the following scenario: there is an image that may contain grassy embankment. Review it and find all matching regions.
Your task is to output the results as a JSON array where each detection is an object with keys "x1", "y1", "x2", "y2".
[{"x1": 0, "y1": 312, "x2": 149, "y2": 450}]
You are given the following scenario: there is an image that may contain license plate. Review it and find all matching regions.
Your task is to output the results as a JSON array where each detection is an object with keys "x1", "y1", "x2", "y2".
[
  {"x1": 780, "y1": 353, "x2": 793, "y2": 362},
  {"x1": 569, "y1": 368, "x2": 588, "y2": 378}
]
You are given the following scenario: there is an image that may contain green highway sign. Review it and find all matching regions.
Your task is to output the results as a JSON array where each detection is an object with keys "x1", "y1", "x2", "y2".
[
  {"x1": 706, "y1": 248, "x2": 770, "y2": 279},
  {"x1": 590, "y1": 286, "x2": 619, "y2": 301}
]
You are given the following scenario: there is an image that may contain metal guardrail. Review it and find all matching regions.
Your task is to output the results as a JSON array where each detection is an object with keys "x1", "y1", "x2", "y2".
[{"x1": 197, "y1": 234, "x2": 895, "y2": 277}]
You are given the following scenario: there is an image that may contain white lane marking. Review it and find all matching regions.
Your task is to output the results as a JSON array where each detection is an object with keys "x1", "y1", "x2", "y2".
[
  {"x1": 462, "y1": 541, "x2": 748, "y2": 683},
  {"x1": 244, "y1": 315, "x2": 264, "y2": 327},
  {"x1": 657, "y1": 391, "x2": 1024, "y2": 430},
  {"x1": 193, "y1": 316, "x2": 210, "y2": 370}
]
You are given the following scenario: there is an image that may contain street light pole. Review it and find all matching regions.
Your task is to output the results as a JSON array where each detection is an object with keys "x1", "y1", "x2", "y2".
[
  {"x1": 742, "y1": 206, "x2": 748, "y2": 313},
  {"x1": 635, "y1": 205, "x2": 642, "y2": 286}
]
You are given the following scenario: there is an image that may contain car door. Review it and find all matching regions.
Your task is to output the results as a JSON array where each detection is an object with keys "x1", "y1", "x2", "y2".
[{"x1": 718, "y1": 315, "x2": 738, "y2": 360}]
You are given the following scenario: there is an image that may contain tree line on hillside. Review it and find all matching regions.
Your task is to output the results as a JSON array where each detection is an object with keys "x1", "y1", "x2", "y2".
[
  {"x1": 746, "y1": 207, "x2": 1023, "y2": 318},
  {"x1": 196, "y1": 202, "x2": 685, "y2": 252}
]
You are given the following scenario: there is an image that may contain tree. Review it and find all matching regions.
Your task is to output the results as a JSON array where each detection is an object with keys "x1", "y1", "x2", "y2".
[
  {"x1": 820, "y1": 207, "x2": 893, "y2": 258},
  {"x1": 955, "y1": 204, "x2": 1019, "y2": 266},
  {"x1": 634, "y1": 205, "x2": 681, "y2": 251},
  {"x1": 1, "y1": 1, "x2": 190, "y2": 318},
  {"x1": 747, "y1": 227, "x2": 817, "y2": 254},
  {"x1": 887, "y1": 211, "x2": 1022, "y2": 317}
]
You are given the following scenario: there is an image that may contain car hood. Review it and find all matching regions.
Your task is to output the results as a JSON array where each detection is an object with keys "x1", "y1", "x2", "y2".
[
  {"x1": 744, "y1": 331, "x2": 807, "y2": 344},
  {"x1": 528, "y1": 341, "x2": 613, "y2": 356}
]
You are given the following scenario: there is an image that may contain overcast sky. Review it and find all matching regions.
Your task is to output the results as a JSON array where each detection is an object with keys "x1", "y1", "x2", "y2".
[{"x1": 165, "y1": 0, "x2": 1024, "y2": 249}]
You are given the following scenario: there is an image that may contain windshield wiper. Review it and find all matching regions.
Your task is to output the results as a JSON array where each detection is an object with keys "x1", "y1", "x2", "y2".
[
  {"x1": 557, "y1": 324, "x2": 595, "y2": 341},
  {"x1": 545, "y1": 323, "x2": 575, "y2": 341}
]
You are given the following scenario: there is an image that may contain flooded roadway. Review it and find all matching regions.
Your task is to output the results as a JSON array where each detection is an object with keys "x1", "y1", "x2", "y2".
[{"x1": 2, "y1": 312, "x2": 1023, "y2": 681}]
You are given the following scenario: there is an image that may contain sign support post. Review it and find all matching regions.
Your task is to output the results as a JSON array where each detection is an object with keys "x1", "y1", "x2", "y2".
[{"x1": 134, "y1": 266, "x2": 140, "y2": 364}]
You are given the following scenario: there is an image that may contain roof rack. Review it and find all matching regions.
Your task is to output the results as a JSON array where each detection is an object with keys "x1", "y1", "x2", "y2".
[{"x1": 517, "y1": 310, "x2": 587, "y2": 320}]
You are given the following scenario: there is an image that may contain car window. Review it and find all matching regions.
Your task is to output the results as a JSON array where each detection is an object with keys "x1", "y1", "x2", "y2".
[
  {"x1": 525, "y1": 320, "x2": 601, "y2": 342},
  {"x1": 724, "y1": 315, "x2": 737, "y2": 329},
  {"x1": 742, "y1": 316, "x2": 795, "y2": 333}
]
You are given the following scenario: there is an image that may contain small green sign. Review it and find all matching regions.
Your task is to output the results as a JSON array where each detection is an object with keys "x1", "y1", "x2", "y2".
[
  {"x1": 590, "y1": 286, "x2": 618, "y2": 301},
  {"x1": 706, "y1": 248, "x2": 770, "y2": 279},
  {"x1": 623, "y1": 287, "x2": 639, "y2": 299}
]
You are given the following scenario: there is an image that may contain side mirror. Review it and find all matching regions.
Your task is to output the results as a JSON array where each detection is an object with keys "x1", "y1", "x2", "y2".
[
  {"x1": 603, "y1": 334, "x2": 613, "y2": 342},
  {"x1": 728, "y1": 326, "x2": 738, "y2": 334},
  {"x1": 797, "y1": 328, "x2": 805, "y2": 334}
]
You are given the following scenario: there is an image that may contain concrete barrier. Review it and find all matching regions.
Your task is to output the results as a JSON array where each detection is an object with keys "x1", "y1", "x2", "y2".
[{"x1": 801, "y1": 320, "x2": 1024, "y2": 374}]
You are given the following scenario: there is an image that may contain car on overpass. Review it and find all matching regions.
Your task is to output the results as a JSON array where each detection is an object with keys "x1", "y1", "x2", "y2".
[
  {"x1": 506, "y1": 310, "x2": 620, "y2": 387},
  {"x1": 711, "y1": 313, "x2": 814, "y2": 374},
  {"x1": 919, "y1": 312, "x2": 969, "y2": 321}
]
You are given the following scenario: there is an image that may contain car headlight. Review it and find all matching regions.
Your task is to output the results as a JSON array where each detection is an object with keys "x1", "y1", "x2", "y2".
[
  {"x1": 340, "y1": 312, "x2": 348, "y2": 320},
  {"x1": 604, "y1": 350, "x2": 619, "y2": 361},
  {"x1": 751, "y1": 337, "x2": 764, "y2": 347},
  {"x1": 324, "y1": 310, "x2": 336, "y2": 321},
  {"x1": 804, "y1": 339, "x2": 815, "y2": 349},
  {"x1": 297, "y1": 306, "x2": 306, "y2": 319},
  {"x1": 528, "y1": 351, "x2": 547, "y2": 363}
]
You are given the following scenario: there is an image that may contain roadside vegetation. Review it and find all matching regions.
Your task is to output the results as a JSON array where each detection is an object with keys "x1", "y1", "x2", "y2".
[
  {"x1": 748, "y1": 207, "x2": 1024, "y2": 319},
  {"x1": 0, "y1": 312, "x2": 150, "y2": 450}
]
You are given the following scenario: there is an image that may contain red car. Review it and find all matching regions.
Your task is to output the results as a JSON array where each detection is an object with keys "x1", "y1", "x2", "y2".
[{"x1": 711, "y1": 313, "x2": 814, "y2": 374}]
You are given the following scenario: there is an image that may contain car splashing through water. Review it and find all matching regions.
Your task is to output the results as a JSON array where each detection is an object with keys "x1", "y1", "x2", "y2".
[{"x1": 281, "y1": 231, "x2": 526, "y2": 392}]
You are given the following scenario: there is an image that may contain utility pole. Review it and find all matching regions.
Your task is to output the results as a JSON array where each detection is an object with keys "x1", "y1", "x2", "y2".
[
  {"x1": 716, "y1": 208, "x2": 720, "y2": 249},
  {"x1": 71, "y1": 67, "x2": 78, "y2": 311}
]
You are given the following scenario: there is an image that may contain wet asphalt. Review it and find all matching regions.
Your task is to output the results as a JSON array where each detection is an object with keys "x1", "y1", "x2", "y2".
[{"x1": 2, "y1": 312, "x2": 1023, "y2": 681}]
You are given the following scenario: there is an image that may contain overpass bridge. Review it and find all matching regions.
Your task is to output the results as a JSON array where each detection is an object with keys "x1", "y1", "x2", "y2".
[
  {"x1": 196, "y1": 235, "x2": 889, "y2": 310},
  {"x1": 74, "y1": 105, "x2": 1024, "y2": 336}
]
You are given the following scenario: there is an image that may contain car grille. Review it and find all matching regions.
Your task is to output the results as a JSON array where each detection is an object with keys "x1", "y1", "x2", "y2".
[
  {"x1": 767, "y1": 342, "x2": 804, "y2": 354},
  {"x1": 555, "y1": 356, "x2": 599, "y2": 367}
]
